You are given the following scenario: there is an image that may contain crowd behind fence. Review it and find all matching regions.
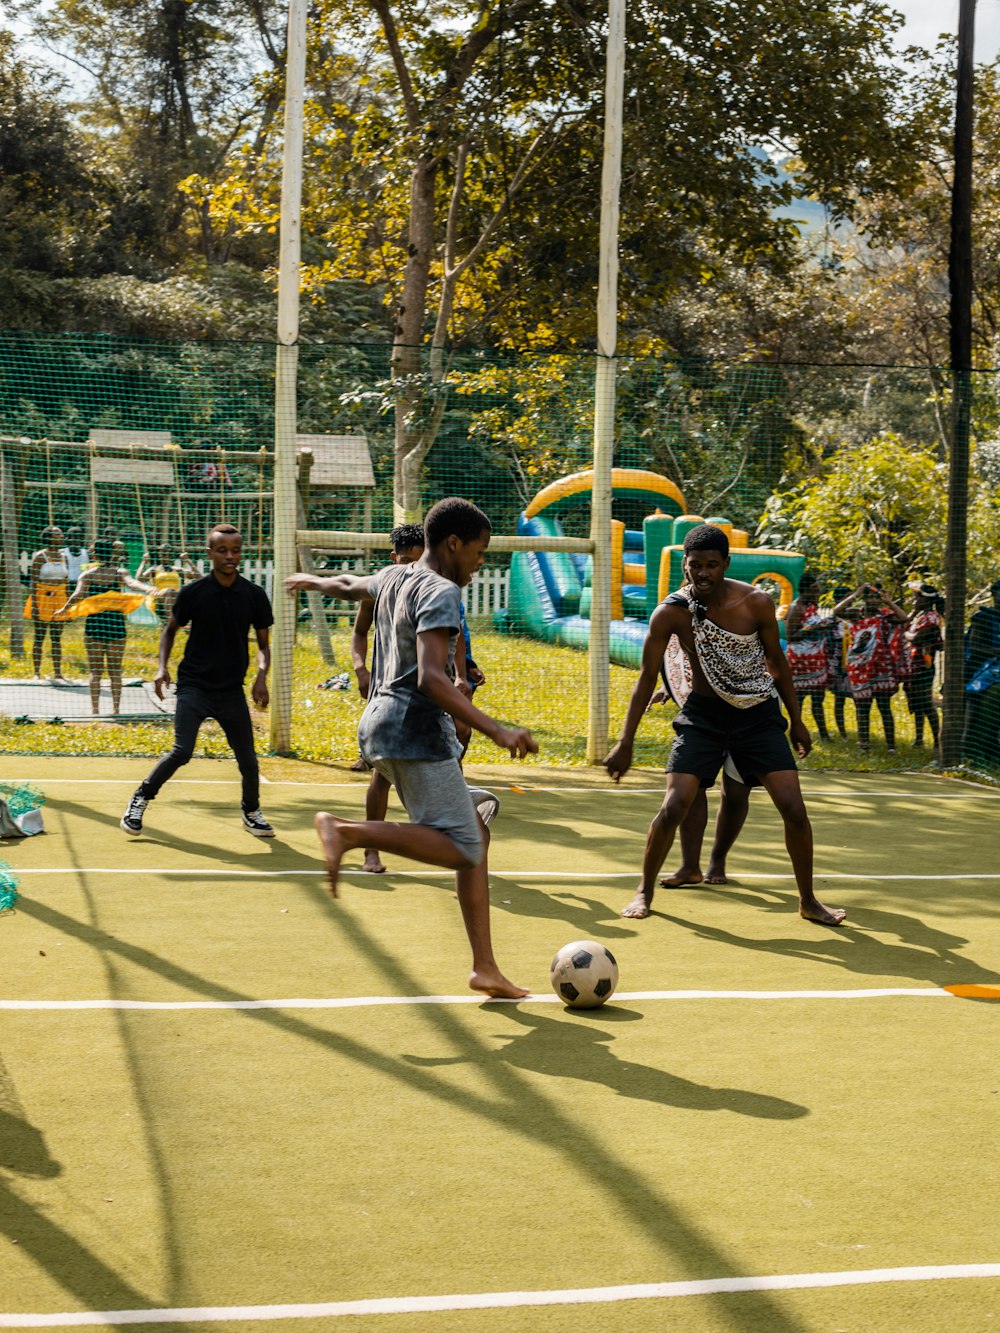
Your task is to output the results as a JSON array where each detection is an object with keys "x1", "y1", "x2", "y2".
[{"x1": 0, "y1": 330, "x2": 997, "y2": 769}]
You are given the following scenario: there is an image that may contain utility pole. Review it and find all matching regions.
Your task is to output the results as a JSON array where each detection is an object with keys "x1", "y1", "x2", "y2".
[{"x1": 942, "y1": 0, "x2": 976, "y2": 766}]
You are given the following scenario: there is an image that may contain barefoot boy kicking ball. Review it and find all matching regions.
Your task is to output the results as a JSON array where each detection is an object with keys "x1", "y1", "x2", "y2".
[
  {"x1": 120, "y1": 524, "x2": 275, "y2": 838},
  {"x1": 285, "y1": 497, "x2": 536, "y2": 999},
  {"x1": 604, "y1": 524, "x2": 845, "y2": 927}
]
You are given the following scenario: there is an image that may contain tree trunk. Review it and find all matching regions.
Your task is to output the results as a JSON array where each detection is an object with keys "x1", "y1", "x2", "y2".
[{"x1": 391, "y1": 154, "x2": 438, "y2": 523}]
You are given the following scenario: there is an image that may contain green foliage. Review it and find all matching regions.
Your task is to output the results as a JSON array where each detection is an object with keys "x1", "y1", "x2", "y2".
[{"x1": 760, "y1": 430, "x2": 1000, "y2": 598}]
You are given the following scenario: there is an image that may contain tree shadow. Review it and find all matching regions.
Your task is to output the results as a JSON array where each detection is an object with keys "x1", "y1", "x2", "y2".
[
  {"x1": 43, "y1": 794, "x2": 318, "y2": 871},
  {"x1": 0, "y1": 1054, "x2": 157, "y2": 1314},
  {"x1": 15, "y1": 892, "x2": 809, "y2": 1332}
]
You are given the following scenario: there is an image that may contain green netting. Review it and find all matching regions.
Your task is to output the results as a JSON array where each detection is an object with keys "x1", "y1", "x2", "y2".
[{"x1": 0, "y1": 329, "x2": 997, "y2": 772}]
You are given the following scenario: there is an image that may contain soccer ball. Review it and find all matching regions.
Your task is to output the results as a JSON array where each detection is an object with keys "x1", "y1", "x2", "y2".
[{"x1": 550, "y1": 940, "x2": 619, "y2": 1009}]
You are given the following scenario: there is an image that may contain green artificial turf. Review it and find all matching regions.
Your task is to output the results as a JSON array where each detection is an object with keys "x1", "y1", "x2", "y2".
[{"x1": 1, "y1": 761, "x2": 999, "y2": 1331}]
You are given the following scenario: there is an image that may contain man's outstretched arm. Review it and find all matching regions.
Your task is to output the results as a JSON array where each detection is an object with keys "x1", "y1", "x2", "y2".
[{"x1": 285, "y1": 572, "x2": 374, "y2": 602}]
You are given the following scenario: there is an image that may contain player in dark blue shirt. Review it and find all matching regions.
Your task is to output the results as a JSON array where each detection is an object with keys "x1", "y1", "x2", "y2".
[{"x1": 120, "y1": 524, "x2": 275, "y2": 838}]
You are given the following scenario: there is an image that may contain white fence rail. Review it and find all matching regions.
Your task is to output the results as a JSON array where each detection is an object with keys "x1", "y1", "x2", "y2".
[{"x1": 15, "y1": 552, "x2": 511, "y2": 616}]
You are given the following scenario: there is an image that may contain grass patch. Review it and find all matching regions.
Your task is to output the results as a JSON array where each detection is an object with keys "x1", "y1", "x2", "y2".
[{"x1": 0, "y1": 619, "x2": 986, "y2": 778}]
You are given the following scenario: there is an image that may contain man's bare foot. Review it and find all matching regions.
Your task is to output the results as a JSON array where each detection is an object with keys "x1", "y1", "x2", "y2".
[
  {"x1": 621, "y1": 888, "x2": 653, "y2": 919},
  {"x1": 704, "y1": 860, "x2": 729, "y2": 885},
  {"x1": 469, "y1": 967, "x2": 529, "y2": 999},
  {"x1": 362, "y1": 850, "x2": 386, "y2": 874},
  {"x1": 799, "y1": 896, "x2": 847, "y2": 927},
  {"x1": 314, "y1": 811, "x2": 348, "y2": 898},
  {"x1": 659, "y1": 866, "x2": 703, "y2": 888}
]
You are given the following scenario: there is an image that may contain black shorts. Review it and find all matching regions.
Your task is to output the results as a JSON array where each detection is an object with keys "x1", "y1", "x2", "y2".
[{"x1": 667, "y1": 691, "x2": 796, "y2": 788}]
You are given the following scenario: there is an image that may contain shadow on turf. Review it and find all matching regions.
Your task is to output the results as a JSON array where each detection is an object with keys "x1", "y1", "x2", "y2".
[
  {"x1": 405, "y1": 1007, "x2": 807, "y2": 1119},
  {"x1": 657, "y1": 882, "x2": 1000, "y2": 988},
  {"x1": 48, "y1": 794, "x2": 320, "y2": 872},
  {"x1": 16, "y1": 892, "x2": 811, "y2": 1333},
  {"x1": 0, "y1": 1061, "x2": 159, "y2": 1315}
]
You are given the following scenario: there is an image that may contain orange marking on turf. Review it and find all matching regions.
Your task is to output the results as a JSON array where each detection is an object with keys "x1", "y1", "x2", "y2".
[{"x1": 943, "y1": 984, "x2": 1000, "y2": 999}]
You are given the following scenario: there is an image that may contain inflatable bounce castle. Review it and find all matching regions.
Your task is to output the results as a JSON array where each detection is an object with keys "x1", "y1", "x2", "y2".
[{"x1": 495, "y1": 467, "x2": 805, "y2": 668}]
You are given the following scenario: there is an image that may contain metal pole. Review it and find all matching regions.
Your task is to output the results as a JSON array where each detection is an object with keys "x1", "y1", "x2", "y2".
[
  {"x1": 586, "y1": 0, "x2": 625, "y2": 764},
  {"x1": 942, "y1": 0, "x2": 976, "y2": 766},
  {"x1": 270, "y1": 0, "x2": 307, "y2": 754}
]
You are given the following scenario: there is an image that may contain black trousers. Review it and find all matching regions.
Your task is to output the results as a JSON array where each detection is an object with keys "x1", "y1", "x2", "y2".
[{"x1": 141, "y1": 685, "x2": 259, "y2": 811}]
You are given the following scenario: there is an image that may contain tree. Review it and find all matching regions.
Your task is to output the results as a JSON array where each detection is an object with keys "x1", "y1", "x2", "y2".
[
  {"x1": 12, "y1": 0, "x2": 289, "y2": 267},
  {"x1": 758, "y1": 431, "x2": 1000, "y2": 598},
  {"x1": 193, "y1": 0, "x2": 924, "y2": 520}
]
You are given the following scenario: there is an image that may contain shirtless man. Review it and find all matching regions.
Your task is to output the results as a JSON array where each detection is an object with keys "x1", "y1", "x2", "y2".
[{"x1": 604, "y1": 524, "x2": 845, "y2": 927}]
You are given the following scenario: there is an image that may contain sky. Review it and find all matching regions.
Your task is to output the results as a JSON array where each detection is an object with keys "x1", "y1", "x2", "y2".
[
  {"x1": 3, "y1": 1, "x2": 1000, "y2": 92},
  {"x1": 894, "y1": 0, "x2": 1000, "y2": 60}
]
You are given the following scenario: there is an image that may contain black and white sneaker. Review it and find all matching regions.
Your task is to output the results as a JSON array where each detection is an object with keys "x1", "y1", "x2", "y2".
[
  {"x1": 120, "y1": 789, "x2": 148, "y2": 836},
  {"x1": 242, "y1": 809, "x2": 275, "y2": 838}
]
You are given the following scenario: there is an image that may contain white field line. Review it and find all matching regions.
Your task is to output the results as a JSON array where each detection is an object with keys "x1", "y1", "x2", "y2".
[
  {"x1": 7, "y1": 777, "x2": 1000, "y2": 798},
  {"x1": 2, "y1": 1264, "x2": 999, "y2": 1326},
  {"x1": 0, "y1": 987, "x2": 974, "y2": 1011},
  {"x1": 11, "y1": 867, "x2": 1000, "y2": 881}
]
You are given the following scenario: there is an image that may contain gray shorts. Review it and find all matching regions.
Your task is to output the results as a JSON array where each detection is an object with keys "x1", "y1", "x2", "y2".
[{"x1": 370, "y1": 757, "x2": 496, "y2": 866}]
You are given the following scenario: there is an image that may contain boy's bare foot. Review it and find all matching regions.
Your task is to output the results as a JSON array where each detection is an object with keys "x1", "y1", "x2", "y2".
[
  {"x1": 314, "y1": 811, "x2": 348, "y2": 898},
  {"x1": 799, "y1": 896, "x2": 847, "y2": 927},
  {"x1": 362, "y1": 851, "x2": 386, "y2": 874},
  {"x1": 659, "y1": 866, "x2": 703, "y2": 888},
  {"x1": 704, "y1": 860, "x2": 729, "y2": 885},
  {"x1": 469, "y1": 967, "x2": 529, "y2": 999},
  {"x1": 621, "y1": 887, "x2": 653, "y2": 919}
]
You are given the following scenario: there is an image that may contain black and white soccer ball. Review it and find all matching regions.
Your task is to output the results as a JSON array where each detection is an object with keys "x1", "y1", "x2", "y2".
[{"x1": 550, "y1": 940, "x2": 619, "y2": 1009}]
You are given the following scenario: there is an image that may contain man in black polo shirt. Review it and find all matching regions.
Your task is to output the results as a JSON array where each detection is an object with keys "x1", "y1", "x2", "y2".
[{"x1": 120, "y1": 524, "x2": 275, "y2": 837}]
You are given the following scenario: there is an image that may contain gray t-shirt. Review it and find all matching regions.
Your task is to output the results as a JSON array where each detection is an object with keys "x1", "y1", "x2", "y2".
[{"x1": 357, "y1": 562, "x2": 463, "y2": 762}]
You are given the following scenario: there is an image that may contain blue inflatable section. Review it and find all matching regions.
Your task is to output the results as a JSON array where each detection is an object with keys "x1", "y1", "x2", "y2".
[{"x1": 503, "y1": 514, "x2": 650, "y2": 669}]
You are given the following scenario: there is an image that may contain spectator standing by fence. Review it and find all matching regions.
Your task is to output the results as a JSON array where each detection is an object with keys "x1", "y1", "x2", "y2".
[
  {"x1": 836, "y1": 583, "x2": 907, "y2": 753},
  {"x1": 904, "y1": 582, "x2": 944, "y2": 753},
  {"x1": 784, "y1": 572, "x2": 831, "y2": 742},
  {"x1": 828, "y1": 585, "x2": 855, "y2": 739},
  {"x1": 964, "y1": 578, "x2": 1000, "y2": 765},
  {"x1": 26, "y1": 526, "x2": 69, "y2": 683}
]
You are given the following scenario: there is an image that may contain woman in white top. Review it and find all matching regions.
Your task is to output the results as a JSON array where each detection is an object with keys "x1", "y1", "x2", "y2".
[
  {"x1": 26, "y1": 526, "x2": 70, "y2": 681},
  {"x1": 61, "y1": 526, "x2": 89, "y2": 584}
]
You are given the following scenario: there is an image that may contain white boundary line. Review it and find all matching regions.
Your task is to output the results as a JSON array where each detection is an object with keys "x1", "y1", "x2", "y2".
[
  {"x1": 0, "y1": 987, "x2": 983, "y2": 1011},
  {"x1": 7, "y1": 777, "x2": 1000, "y2": 797},
  {"x1": 2, "y1": 1264, "x2": 999, "y2": 1326},
  {"x1": 10, "y1": 867, "x2": 1000, "y2": 881}
]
